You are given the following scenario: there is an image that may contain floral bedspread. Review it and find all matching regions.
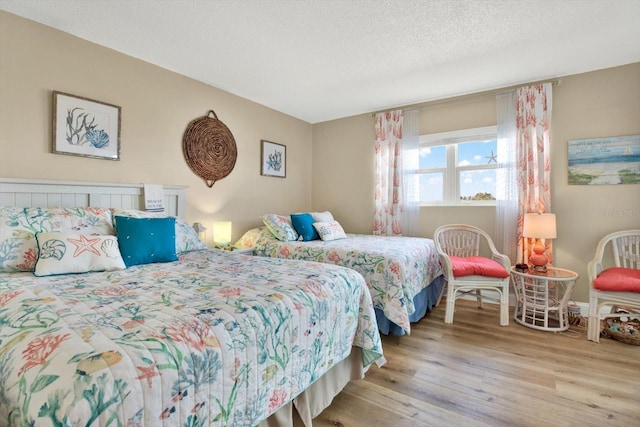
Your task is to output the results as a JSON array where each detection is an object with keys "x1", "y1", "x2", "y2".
[
  {"x1": 242, "y1": 229, "x2": 443, "y2": 334},
  {"x1": 0, "y1": 250, "x2": 382, "y2": 427}
]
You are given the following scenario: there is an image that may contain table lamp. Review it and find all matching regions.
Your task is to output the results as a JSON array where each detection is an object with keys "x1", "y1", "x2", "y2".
[
  {"x1": 522, "y1": 213, "x2": 557, "y2": 272},
  {"x1": 192, "y1": 222, "x2": 207, "y2": 242},
  {"x1": 212, "y1": 221, "x2": 232, "y2": 249}
]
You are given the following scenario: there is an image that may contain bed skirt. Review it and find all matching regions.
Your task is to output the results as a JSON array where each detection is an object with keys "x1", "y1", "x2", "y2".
[
  {"x1": 375, "y1": 275, "x2": 445, "y2": 336},
  {"x1": 258, "y1": 347, "x2": 365, "y2": 427}
]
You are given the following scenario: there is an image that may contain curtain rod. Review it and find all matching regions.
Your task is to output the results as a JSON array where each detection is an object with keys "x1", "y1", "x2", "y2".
[{"x1": 370, "y1": 79, "x2": 560, "y2": 116}]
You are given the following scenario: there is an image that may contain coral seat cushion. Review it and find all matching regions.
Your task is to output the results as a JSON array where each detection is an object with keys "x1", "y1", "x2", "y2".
[
  {"x1": 449, "y1": 256, "x2": 509, "y2": 278},
  {"x1": 593, "y1": 267, "x2": 640, "y2": 292}
]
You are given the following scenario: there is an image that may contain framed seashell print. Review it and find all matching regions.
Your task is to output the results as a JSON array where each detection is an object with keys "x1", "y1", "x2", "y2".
[
  {"x1": 261, "y1": 140, "x2": 286, "y2": 178},
  {"x1": 52, "y1": 91, "x2": 121, "y2": 160}
]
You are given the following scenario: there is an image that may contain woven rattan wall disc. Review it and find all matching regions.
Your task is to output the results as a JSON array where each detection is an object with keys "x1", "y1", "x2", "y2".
[{"x1": 183, "y1": 110, "x2": 237, "y2": 187}]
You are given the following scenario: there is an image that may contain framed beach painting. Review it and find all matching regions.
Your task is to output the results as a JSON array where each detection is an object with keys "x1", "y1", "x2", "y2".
[
  {"x1": 52, "y1": 91, "x2": 121, "y2": 160},
  {"x1": 261, "y1": 140, "x2": 286, "y2": 178},
  {"x1": 568, "y1": 135, "x2": 640, "y2": 185}
]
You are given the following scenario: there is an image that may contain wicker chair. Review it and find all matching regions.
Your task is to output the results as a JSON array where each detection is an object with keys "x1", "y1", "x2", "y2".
[
  {"x1": 587, "y1": 230, "x2": 640, "y2": 342},
  {"x1": 434, "y1": 224, "x2": 511, "y2": 326}
]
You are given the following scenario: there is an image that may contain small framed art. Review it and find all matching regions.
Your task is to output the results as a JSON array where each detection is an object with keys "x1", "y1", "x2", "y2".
[
  {"x1": 53, "y1": 91, "x2": 121, "y2": 160},
  {"x1": 261, "y1": 140, "x2": 286, "y2": 178}
]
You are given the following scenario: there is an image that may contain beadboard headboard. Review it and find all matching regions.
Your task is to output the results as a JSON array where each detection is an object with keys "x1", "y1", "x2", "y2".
[{"x1": 0, "y1": 178, "x2": 187, "y2": 218}]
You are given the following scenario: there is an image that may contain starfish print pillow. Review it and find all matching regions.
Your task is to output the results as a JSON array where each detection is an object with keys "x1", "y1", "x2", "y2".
[{"x1": 33, "y1": 232, "x2": 126, "y2": 277}]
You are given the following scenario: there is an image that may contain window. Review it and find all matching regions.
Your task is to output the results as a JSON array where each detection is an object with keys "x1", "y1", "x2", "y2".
[{"x1": 417, "y1": 126, "x2": 497, "y2": 205}]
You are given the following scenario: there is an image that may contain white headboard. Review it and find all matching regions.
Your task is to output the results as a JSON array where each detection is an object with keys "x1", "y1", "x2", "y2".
[{"x1": 0, "y1": 178, "x2": 187, "y2": 218}]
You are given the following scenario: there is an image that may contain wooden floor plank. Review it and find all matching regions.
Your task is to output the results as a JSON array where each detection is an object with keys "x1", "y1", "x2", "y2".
[{"x1": 314, "y1": 299, "x2": 640, "y2": 426}]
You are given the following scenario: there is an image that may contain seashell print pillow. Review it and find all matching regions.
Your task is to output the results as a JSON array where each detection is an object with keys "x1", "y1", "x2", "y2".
[
  {"x1": 262, "y1": 214, "x2": 299, "y2": 241},
  {"x1": 233, "y1": 226, "x2": 273, "y2": 248},
  {"x1": 0, "y1": 207, "x2": 114, "y2": 272},
  {"x1": 33, "y1": 232, "x2": 126, "y2": 277},
  {"x1": 46, "y1": 207, "x2": 115, "y2": 235},
  {"x1": 312, "y1": 220, "x2": 348, "y2": 241}
]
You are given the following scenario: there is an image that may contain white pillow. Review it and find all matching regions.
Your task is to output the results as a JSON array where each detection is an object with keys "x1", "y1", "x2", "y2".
[
  {"x1": 34, "y1": 232, "x2": 126, "y2": 277},
  {"x1": 312, "y1": 220, "x2": 347, "y2": 241},
  {"x1": 310, "y1": 211, "x2": 334, "y2": 222}
]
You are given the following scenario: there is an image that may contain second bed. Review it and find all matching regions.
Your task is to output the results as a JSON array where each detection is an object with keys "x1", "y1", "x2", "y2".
[{"x1": 236, "y1": 226, "x2": 444, "y2": 335}]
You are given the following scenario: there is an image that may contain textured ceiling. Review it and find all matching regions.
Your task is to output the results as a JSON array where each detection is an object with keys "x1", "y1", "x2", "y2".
[{"x1": 1, "y1": 0, "x2": 639, "y2": 123}]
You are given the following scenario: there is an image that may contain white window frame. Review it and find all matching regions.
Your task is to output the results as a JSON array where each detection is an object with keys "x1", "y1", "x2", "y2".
[{"x1": 419, "y1": 125, "x2": 497, "y2": 206}]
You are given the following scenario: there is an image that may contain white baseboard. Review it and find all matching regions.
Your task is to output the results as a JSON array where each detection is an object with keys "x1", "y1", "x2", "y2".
[
  {"x1": 459, "y1": 294, "x2": 590, "y2": 316},
  {"x1": 569, "y1": 301, "x2": 589, "y2": 317}
]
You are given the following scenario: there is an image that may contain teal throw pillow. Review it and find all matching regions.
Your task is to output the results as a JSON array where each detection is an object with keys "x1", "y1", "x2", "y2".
[
  {"x1": 291, "y1": 213, "x2": 319, "y2": 241},
  {"x1": 115, "y1": 216, "x2": 178, "y2": 267}
]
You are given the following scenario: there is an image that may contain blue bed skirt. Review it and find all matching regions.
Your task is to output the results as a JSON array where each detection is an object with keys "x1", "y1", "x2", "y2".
[{"x1": 374, "y1": 275, "x2": 445, "y2": 336}]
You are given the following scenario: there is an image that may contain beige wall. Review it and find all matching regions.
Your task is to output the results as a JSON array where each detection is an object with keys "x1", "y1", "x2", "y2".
[
  {"x1": 2, "y1": 12, "x2": 639, "y2": 303},
  {"x1": 0, "y1": 11, "x2": 312, "y2": 244},
  {"x1": 312, "y1": 91, "x2": 503, "y2": 237},
  {"x1": 313, "y1": 63, "x2": 640, "y2": 303}
]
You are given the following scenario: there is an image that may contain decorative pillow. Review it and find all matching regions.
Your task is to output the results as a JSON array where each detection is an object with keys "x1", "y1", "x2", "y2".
[
  {"x1": 448, "y1": 256, "x2": 509, "y2": 278},
  {"x1": 111, "y1": 208, "x2": 165, "y2": 220},
  {"x1": 234, "y1": 227, "x2": 273, "y2": 248},
  {"x1": 114, "y1": 216, "x2": 178, "y2": 267},
  {"x1": 174, "y1": 217, "x2": 209, "y2": 253},
  {"x1": 0, "y1": 207, "x2": 40, "y2": 272},
  {"x1": 111, "y1": 209, "x2": 207, "y2": 254},
  {"x1": 47, "y1": 207, "x2": 115, "y2": 235},
  {"x1": 0, "y1": 207, "x2": 115, "y2": 272},
  {"x1": 310, "y1": 211, "x2": 334, "y2": 223},
  {"x1": 34, "y1": 232, "x2": 126, "y2": 277},
  {"x1": 593, "y1": 267, "x2": 640, "y2": 292},
  {"x1": 262, "y1": 214, "x2": 299, "y2": 241},
  {"x1": 291, "y1": 213, "x2": 319, "y2": 241},
  {"x1": 313, "y1": 220, "x2": 347, "y2": 241}
]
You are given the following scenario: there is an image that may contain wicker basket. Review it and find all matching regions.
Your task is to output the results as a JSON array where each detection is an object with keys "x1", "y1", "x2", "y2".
[
  {"x1": 183, "y1": 110, "x2": 237, "y2": 188},
  {"x1": 602, "y1": 317, "x2": 640, "y2": 345}
]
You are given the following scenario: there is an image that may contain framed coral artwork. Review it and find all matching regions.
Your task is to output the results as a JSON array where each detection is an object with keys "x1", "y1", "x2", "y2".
[
  {"x1": 52, "y1": 91, "x2": 121, "y2": 160},
  {"x1": 261, "y1": 140, "x2": 286, "y2": 178}
]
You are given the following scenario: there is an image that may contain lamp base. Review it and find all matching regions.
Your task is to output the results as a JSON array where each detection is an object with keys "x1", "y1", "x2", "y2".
[
  {"x1": 528, "y1": 253, "x2": 549, "y2": 272},
  {"x1": 530, "y1": 263, "x2": 548, "y2": 272}
]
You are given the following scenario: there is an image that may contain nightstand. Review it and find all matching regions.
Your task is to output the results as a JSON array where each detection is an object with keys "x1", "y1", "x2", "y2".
[{"x1": 510, "y1": 266, "x2": 578, "y2": 332}]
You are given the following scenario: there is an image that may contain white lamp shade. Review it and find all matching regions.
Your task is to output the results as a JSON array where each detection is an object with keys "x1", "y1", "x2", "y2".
[
  {"x1": 522, "y1": 213, "x2": 557, "y2": 239},
  {"x1": 213, "y1": 221, "x2": 232, "y2": 245}
]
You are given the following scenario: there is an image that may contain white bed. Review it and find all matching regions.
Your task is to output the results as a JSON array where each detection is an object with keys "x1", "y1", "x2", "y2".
[
  {"x1": 0, "y1": 178, "x2": 384, "y2": 427},
  {"x1": 237, "y1": 225, "x2": 444, "y2": 336}
]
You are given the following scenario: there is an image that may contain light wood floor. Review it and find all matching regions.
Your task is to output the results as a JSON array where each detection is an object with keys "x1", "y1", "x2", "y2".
[{"x1": 313, "y1": 299, "x2": 640, "y2": 427}]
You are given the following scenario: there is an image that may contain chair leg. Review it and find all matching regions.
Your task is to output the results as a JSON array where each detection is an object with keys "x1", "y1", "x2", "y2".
[
  {"x1": 475, "y1": 289, "x2": 483, "y2": 309},
  {"x1": 444, "y1": 286, "x2": 456, "y2": 324},
  {"x1": 587, "y1": 293, "x2": 600, "y2": 342},
  {"x1": 499, "y1": 289, "x2": 509, "y2": 326},
  {"x1": 587, "y1": 317, "x2": 600, "y2": 343}
]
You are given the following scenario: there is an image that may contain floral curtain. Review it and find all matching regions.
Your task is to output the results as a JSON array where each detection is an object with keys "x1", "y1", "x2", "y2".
[
  {"x1": 516, "y1": 83, "x2": 553, "y2": 264},
  {"x1": 373, "y1": 110, "x2": 404, "y2": 235},
  {"x1": 496, "y1": 83, "x2": 553, "y2": 265}
]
